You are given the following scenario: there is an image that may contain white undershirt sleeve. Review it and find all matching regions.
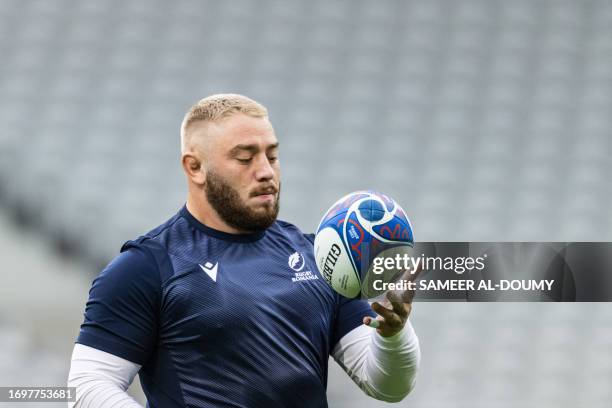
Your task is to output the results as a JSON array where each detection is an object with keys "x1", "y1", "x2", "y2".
[
  {"x1": 67, "y1": 343, "x2": 144, "y2": 408},
  {"x1": 68, "y1": 325, "x2": 419, "y2": 406},
  {"x1": 332, "y1": 320, "x2": 420, "y2": 402}
]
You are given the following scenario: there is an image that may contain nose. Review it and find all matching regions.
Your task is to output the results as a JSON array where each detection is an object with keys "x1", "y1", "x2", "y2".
[{"x1": 254, "y1": 154, "x2": 276, "y2": 182}]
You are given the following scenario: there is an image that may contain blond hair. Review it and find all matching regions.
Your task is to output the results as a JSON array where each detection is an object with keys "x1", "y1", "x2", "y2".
[{"x1": 180, "y1": 93, "x2": 268, "y2": 153}]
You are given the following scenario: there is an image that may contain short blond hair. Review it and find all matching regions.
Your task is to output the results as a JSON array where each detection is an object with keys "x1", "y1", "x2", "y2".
[{"x1": 180, "y1": 93, "x2": 268, "y2": 153}]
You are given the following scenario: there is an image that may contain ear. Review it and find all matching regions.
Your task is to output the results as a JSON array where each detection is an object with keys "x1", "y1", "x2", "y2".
[{"x1": 182, "y1": 153, "x2": 206, "y2": 185}]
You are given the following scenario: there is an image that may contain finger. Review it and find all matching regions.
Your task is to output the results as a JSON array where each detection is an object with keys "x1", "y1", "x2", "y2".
[
  {"x1": 363, "y1": 315, "x2": 382, "y2": 329},
  {"x1": 402, "y1": 285, "x2": 418, "y2": 304},
  {"x1": 371, "y1": 302, "x2": 395, "y2": 320},
  {"x1": 386, "y1": 284, "x2": 416, "y2": 306},
  {"x1": 371, "y1": 302, "x2": 402, "y2": 326},
  {"x1": 385, "y1": 291, "x2": 408, "y2": 316},
  {"x1": 376, "y1": 315, "x2": 402, "y2": 331},
  {"x1": 385, "y1": 264, "x2": 422, "y2": 304},
  {"x1": 406, "y1": 262, "x2": 424, "y2": 282},
  {"x1": 409, "y1": 286, "x2": 418, "y2": 301},
  {"x1": 386, "y1": 289, "x2": 403, "y2": 303},
  {"x1": 390, "y1": 301, "x2": 409, "y2": 318},
  {"x1": 363, "y1": 317, "x2": 380, "y2": 329},
  {"x1": 387, "y1": 262, "x2": 422, "y2": 289}
]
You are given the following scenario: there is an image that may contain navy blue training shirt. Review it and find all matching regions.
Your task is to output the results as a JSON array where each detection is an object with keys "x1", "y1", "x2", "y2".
[{"x1": 77, "y1": 206, "x2": 375, "y2": 408}]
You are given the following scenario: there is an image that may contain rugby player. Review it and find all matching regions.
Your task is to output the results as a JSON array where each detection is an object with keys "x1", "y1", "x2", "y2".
[{"x1": 67, "y1": 94, "x2": 420, "y2": 407}]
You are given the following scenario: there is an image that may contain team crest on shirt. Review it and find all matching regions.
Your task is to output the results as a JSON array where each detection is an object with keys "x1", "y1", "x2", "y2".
[
  {"x1": 288, "y1": 252, "x2": 306, "y2": 271},
  {"x1": 288, "y1": 251, "x2": 319, "y2": 282}
]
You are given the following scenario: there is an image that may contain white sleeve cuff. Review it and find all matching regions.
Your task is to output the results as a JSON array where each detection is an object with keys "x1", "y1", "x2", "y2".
[
  {"x1": 332, "y1": 320, "x2": 420, "y2": 402},
  {"x1": 67, "y1": 343, "x2": 144, "y2": 408}
]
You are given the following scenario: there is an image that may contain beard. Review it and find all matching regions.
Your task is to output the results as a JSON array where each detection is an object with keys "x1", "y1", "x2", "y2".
[{"x1": 204, "y1": 170, "x2": 280, "y2": 232}]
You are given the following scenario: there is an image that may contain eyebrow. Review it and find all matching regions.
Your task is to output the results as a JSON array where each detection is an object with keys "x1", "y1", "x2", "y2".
[{"x1": 229, "y1": 142, "x2": 279, "y2": 156}]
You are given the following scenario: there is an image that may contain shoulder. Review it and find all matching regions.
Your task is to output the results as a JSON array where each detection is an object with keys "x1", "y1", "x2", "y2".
[
  {"x1": 95, "y1": 242, "x2": 162, "y2": 294},
  {"x1": 273, "y1": 219, "x2": 315, "y2": 245},
  {"x1": 135, "y1": 210, "x2": 188, "y2": 252},
  {"x1": 84, "y1": 243, "x2": 163, "y2": 335},
  {"x1": 115, "y1": 210, "x2": 188, "y2": 285}
]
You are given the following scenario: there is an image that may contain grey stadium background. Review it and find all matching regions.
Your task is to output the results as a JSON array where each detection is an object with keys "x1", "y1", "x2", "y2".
[{"x1": 0, "y1": 0, "x2": 611, "y2": 407}]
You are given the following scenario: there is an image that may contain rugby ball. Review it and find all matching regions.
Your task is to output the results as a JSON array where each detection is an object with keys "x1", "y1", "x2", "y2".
[{"x1": 314, "y1": 190, "x2": 414, "y2": 298}]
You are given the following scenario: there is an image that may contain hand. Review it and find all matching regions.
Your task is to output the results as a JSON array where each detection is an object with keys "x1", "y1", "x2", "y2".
[{"x1": 363, "y1": 264, "x2": 422, "y2": 337}]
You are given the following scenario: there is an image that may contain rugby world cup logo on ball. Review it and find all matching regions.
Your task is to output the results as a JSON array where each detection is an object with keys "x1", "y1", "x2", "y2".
[{"x1": 314, "y1": 191, "x2": 414, "y2": 298}]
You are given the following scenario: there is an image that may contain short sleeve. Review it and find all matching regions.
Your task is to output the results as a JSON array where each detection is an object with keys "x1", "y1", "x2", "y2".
[
  {"x1": 303, "y1": 233, "x2": 316, "y2": 244},
  {"x1": 304, "y1": 232, "x2": 376, "y2": 349},
  {"x1": 76, "y1": 243, "x2": 161, "y2": 365},
  {"x1": 330, "y1": 295, "x2": 376, "y2": 349}
]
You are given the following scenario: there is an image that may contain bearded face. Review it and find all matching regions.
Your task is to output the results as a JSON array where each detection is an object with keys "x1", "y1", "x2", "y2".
[
  {"x1": 183, "y1": 113, "x2": 282, "y2": 233},
  {"x1": 205, "y1": 168, "x2": 280, "y2": 232}
]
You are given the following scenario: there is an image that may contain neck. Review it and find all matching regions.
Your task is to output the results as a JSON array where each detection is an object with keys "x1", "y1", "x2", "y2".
[{"x1": 186, "y1": 192, "x2": 246, "y2": 234}]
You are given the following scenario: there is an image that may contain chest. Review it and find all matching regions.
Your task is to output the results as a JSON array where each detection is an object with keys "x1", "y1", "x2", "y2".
[{"x1": 159, "y1": 243, "x2": 336, "y2": 347}]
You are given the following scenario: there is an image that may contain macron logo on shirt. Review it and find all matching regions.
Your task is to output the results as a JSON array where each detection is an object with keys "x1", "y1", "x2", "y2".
[{"x1": 199, "y1": 262, "x2": 218, "y2": 282}]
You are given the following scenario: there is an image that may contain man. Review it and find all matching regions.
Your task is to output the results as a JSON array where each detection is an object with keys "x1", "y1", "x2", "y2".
[{"x1": 68, "y1": 94, "x2": 420, "y2": 407}]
